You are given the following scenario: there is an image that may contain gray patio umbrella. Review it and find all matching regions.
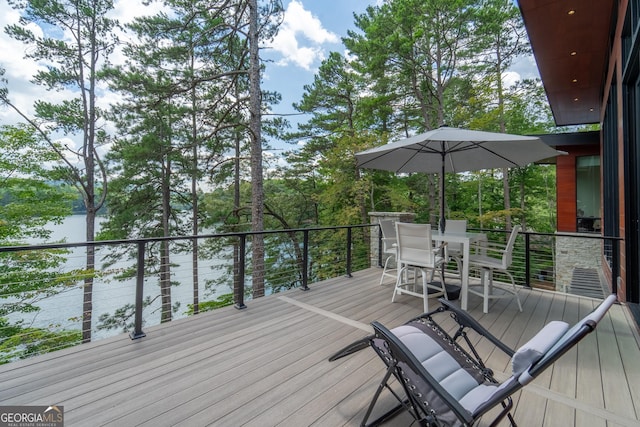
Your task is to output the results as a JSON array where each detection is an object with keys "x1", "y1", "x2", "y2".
[{"x1": 356, "y1": 127, "x2": 565, "y2": 233}]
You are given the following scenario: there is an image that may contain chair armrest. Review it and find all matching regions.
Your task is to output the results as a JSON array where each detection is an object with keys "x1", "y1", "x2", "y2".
[
  {"x1": 474, "y1": 242, "x2": 507, "y2": 257},
  {"x1": 437, "y1": 298, "x2": 515, "y2": 357},
  {"x1": 433, "y1": 242, "x2": 448, "y2": 261},
  {"x1": 382, "y1": 237, "x2": 397, "y2": 245}
]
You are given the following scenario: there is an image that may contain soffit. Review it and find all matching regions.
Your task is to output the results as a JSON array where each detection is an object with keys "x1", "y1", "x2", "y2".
[{"x1": 518, "y1": 0, "x2": 615, "y2": 126}]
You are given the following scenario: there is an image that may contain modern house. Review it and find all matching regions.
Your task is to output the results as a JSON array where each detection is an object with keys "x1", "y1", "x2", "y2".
[
  {"x1": 2, "y1": 3, "x2": 640, "y2": 424},
  {"x1": 518, "y1": 0, "x2": 640, "y2": 326},
  {"x1": 537, "y1": 131, "x2": 601, "y2": 233}
]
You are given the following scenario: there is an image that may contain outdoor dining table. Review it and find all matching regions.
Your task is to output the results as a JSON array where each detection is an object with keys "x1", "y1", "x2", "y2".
[{"x1": 432, "y1": 230, "x2": 487, "y2": 311}]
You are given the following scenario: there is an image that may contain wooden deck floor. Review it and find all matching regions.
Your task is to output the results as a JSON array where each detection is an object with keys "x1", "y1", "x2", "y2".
[{"x1": 2, "y1": 268, "x2": 639, "y2": 426}]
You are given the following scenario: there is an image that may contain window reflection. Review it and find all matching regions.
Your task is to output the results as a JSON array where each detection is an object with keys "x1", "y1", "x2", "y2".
[{"x1": 576, "y1": 155, "x2": 601, "y2": 233}]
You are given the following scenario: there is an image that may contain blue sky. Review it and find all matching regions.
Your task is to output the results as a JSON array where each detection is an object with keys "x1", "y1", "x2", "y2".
[
  {"x1": 260, "y1": 0, "x2": 539, "y2": 149},
  {"x1": 261, "y1": 0, "x2": 380, "y2": 144},
  {"x1": 0, "y1": 0, "x2": 380, "y2": 147},
  {"x1": 0, "y1": 0, "x2": 538, "y2": 152}
]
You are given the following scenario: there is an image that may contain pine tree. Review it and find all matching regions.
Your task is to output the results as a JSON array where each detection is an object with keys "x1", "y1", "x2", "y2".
[{"x1": 2, "y1": 0, "x2": 117, "y2": 342}]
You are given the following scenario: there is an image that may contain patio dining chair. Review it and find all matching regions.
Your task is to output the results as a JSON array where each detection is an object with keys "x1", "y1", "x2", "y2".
[
  {"x1": 393, "y1": 222, "x2": 448, "y2": 313},
  {"x1": 378, "y1": 219, "x2": 398, "y2": 285},
  {"x1": 443, "y1": 219, "x2": 467, "y2": 281},
  {"x1": 468, "y1": 225, "x2": 523, "y2": 314},
  {"x1": 337, "y1": 294, "x2": 617, "y2": 427}
]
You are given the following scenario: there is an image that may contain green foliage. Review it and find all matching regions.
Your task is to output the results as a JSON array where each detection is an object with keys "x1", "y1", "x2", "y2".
[
  {"x1": 185, "y1": 293, "x2": 234, "y2": 315},
  {"x1": 0, "y1": 317, "x2": 81, "y2": 365},
  {"x1": 0, "y1": 243, "x2": 88, "y2": 362},
  {"x1": 285, "y1": 0, "x2": 560, "y2": 233},
  {"x1": 0, "y1": 125, "x2": 76, "y2": 240},
  {"x1": 0, "y1": 124, "x2": 86, "y2": 362},
  {"x1": 0, "y1": 0, "x2": 566, "y2": 364},
  {"x1": 3, "y1": 0, "x2": 116, "y2": 208}
]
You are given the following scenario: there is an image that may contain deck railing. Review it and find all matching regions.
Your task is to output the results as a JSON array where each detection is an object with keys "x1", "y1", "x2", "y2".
[
  {"x1": 0, "y1": 222, "x2": 622, "y2": 363},
  {"x1": 374, "y1": 226, "x2": 621, "y2": 297},
  {"x1": 0, "y1": 224, "x2": 374, "y2": 360},
  {"x1": 456, "y1": 229, "x2": 620, "y2": 297}
]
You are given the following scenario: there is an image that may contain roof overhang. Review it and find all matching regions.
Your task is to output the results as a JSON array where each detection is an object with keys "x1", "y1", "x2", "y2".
[
  {"x1": 535, "y1": 130, "x2": 600, "y2": 148},
  {"x1": 517, "y1": 0, "x2": 615, "y2": 126}
]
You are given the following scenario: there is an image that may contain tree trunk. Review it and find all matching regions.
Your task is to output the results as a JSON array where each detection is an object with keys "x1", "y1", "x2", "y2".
[
  {"x1": 428, "y1": 175, "x2": 438, "y2": 226},
  {"x1": 81, "y1": 25, "x2": 98, "y2": 343},
  {"x1": 233, "y1": 128, "x2": 242, "y2": 303},
  {"x1": 190, "y1": 75, "x2": 199, "y2": 314},
  {"x1": 82, "y1": 211, "x2": 95, "y2": 343},
  {"x1": 248, "y1": 0, "x2": 265, "y2": 298},
  {"x1": 497, "y1": 50, "x2": 512, "y2": 231},
  {"x1": 503, "y1": 167, "x2": 511, "y2": 230},
  {"x1": 520, "y1": 177, "x2": 527, "y2": 230},
  {"x1": 160, "y1": 154, "x2": 172, "y2": 323}
]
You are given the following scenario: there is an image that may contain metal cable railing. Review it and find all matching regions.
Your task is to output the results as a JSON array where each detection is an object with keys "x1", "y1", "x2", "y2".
[
  {"x1": 0, "y1": 223, "x2": 621, "y2": 363},
  {"x1": 467, "y1": 228, "x2": 622, "y2": 297},
  {"x1": 0, "y1": 224, "x2": 374, "y2": 363}
]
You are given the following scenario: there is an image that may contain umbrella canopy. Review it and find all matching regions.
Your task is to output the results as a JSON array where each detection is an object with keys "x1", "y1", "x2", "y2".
[{"x1": 356, "y1": 127, "x2": 565, "y2": 232}]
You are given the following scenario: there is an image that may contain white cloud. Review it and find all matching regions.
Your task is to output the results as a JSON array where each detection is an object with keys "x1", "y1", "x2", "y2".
[
  {"x1": 502, "y1": 71, "x2": 521, "y2": 88},
  {"x1": 111, "y1": 0, "x2": 160, "y2": 25},
  {"x1": 0, "y1": 2, "x2": 46, "y2": 120},
  {"x1": 268, "y1": 0, "x2": 339, "y2": 70},
  {"x1": 510, "y1": 55, "x2": 540, "y2": 80},
  {"x1": 502, "y1": 55, "x2": 542, "y2": 88},
  {"x1": 0, "y1": 1, "x2": 163, "y2": 130}
]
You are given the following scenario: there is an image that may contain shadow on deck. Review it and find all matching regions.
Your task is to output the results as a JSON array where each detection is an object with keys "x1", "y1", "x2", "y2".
[{"x1": 1, "y1": 268, "x2": 639, "y2": 426}]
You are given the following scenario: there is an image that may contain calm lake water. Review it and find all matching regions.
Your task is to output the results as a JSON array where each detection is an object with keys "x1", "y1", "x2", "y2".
[{"x1": 10, "y1": 215, "x2": 228, "y2": 340}]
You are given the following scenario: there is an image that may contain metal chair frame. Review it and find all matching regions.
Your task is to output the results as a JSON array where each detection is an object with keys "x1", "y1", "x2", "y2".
[
  {"x1": 393, "y1": 222, "x2": 448, "y2": 313},
  {"x1": 468, "y1": 225, "x2": 523, "y2": 313},
  {"x1": 330, "y1": 295, "x2": 618, "y2": 427}
]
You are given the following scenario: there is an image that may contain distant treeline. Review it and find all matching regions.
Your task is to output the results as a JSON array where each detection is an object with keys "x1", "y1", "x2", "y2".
[{"x1": 0, "y1": 184, "x2": 106, "y2": 215}]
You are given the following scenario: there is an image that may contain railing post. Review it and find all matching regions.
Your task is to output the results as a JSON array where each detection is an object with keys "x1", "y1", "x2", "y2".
[
  {"x1": 612, "y1": 236, "x2": 619, "y2": 293},
  {"x1": 301, "y1": 229, "x2": 310, "y2": 291},
  {"x1": 346, "y1": 226, "x2": 353, "y2": 278},
  {"x1": 130, "y1": 241, "x2": 147, "y2": 340},
  {"x1": 235, "y1": 234, "x2": 247, "y2": 309},
  {"x1": 378, "y1": 224, "x2": 383, "y2": 268},
  {"x1": 524, "y1": 233, "x2": 531, "y2": 287}
]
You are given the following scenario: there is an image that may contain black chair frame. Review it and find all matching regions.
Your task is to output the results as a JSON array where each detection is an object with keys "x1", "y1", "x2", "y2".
[{"x1": 330, "y1": 295, "x2": 617, "y2": 427}]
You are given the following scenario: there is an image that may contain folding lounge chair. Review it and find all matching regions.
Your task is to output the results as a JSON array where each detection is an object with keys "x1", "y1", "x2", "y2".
[{"x1": 330, "y1": 294, "x2": 617, "y2": 427}]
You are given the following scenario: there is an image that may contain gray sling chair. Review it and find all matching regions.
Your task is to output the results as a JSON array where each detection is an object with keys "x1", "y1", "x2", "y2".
[{"x1": 329, "y1": 293, "x2": 618, "y2": 427}]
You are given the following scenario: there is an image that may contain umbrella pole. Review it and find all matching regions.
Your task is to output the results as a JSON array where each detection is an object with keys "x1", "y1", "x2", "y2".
[
  {"x1": 439, "y1": 151, "x2": 446, "y2": 234},
  {"x1": 439, "y1": 151, "x2": 447, "y2": 289}
]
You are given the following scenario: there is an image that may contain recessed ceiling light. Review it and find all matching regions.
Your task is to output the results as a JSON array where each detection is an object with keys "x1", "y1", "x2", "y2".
[
  {"x1": 568, "y1": 10, "x2": 576, "y2": 15},
  {"x1": 572, "y1": 79, "x2": 578, "y2": 83},
  {"x1": 590, "y1": 108, "x2": 594, "y2": 112},
  {"x1": 573, "y1": 98, "x2": 579, "y2": 102},
  {"x1": 570, "y1": 51, "x2": 577, "y2": 56}
]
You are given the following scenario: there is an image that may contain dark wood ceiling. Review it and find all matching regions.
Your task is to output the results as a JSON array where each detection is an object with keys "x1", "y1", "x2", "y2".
[{"x1": 518, "y1": 0, "x2": 615, "y2": 126}]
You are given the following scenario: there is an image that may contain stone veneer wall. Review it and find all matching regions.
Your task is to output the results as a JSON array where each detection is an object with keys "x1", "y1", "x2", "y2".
[
  {"x1": 368, "y1": 212, "x2": 416, "y2": 268},
  {"x1": 555, "y1": 233, "x2": 602, "y2": 292}
]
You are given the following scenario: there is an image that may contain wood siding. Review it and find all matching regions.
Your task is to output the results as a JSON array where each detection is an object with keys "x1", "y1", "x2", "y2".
[{"x1": 556, "y1": 144, "x2": 601, "y2": 232}]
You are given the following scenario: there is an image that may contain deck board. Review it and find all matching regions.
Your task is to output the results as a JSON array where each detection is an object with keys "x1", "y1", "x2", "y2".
[
  {"x1": 596, "y1": 298, "x2": 638, "y2": 422},
  {"x1": 575, "y1": 299, "x2": 606, "y2": 427},
  {"x1": 612, "y1": 307, "x2": 640, "y2": 421},
  {"x1": 0, "y1": 267, "x2": 638, "y2": 427}
]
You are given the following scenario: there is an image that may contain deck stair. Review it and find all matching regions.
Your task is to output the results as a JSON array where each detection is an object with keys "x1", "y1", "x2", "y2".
[{"x1": 568, "y1": 267, "x2": 606, "y2": 299}]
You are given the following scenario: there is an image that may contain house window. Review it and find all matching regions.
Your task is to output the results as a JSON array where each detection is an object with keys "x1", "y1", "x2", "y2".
[{"x1": 576, "y1": 155, "x2": 601, "y2": 233}]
